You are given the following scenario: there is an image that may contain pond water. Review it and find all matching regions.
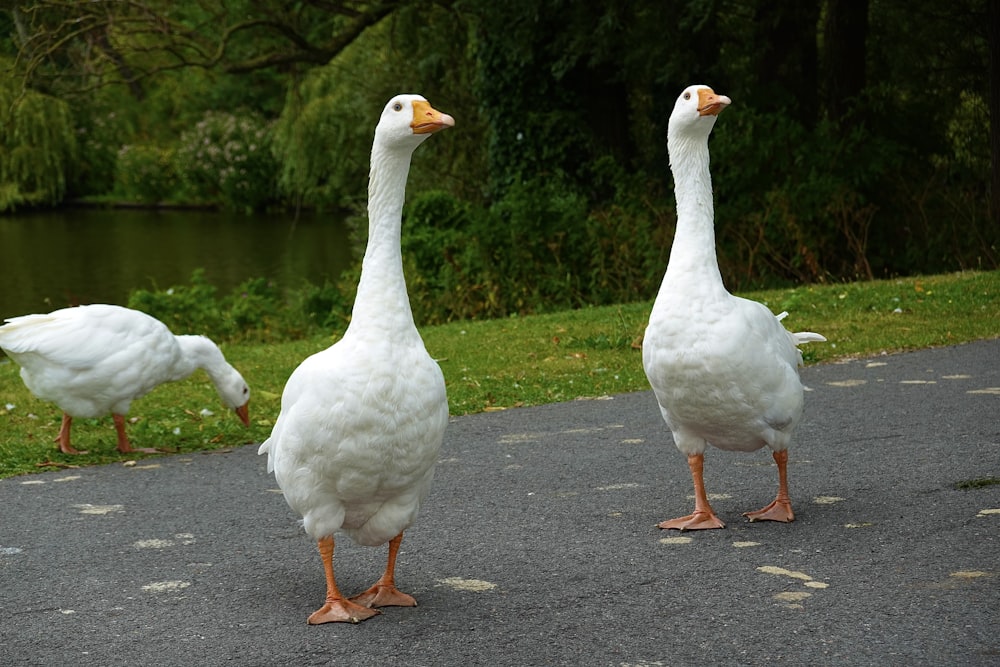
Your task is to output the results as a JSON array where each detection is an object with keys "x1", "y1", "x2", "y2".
[{"x1": 0, "y1": 208, "x2": 355, "y2": 319}]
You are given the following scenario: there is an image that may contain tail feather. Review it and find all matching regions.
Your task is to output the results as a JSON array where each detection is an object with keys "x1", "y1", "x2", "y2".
[{"x1": 775, "y1": 311, "x2": 827, "y2": 346}]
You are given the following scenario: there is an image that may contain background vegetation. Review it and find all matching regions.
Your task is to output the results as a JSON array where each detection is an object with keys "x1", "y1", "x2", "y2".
[{"x1": 1, "y1": 1, "x2": 998, "y2": 325}]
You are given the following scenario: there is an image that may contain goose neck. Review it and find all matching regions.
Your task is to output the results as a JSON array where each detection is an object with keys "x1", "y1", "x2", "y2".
[
  {"x1": 174, "y1": 335, "x2": 224, "y2": 381},
  {"x1": 665, "y1": 135, "x2": 724, "y2": 285},
  {"x1": 349, "y1": 146, "x2": 418, "y2": 334}
]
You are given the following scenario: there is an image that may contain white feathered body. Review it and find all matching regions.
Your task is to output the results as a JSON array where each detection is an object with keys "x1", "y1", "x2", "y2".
[
  {"x1": 642, "y1": 85, "x2": 823, "y2": 460},
  {"x1": 643, "y1": 287, "x2": 808, "y2": 456},
  {"x1": 261, "y1": 330, "x2": 447, "y2": 547},
  {"x1": 0, "y1": 304, "x2": 229, "y2": 418}
]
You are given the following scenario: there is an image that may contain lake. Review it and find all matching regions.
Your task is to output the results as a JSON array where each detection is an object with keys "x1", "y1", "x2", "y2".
[{"x1": 0, "y1": 208, "x2": 355, "y2": 319}]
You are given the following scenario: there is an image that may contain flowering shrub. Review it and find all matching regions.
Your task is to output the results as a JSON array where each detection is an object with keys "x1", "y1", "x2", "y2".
[{"x1": 174, "y1": 111, "x2": 278, "y2": 211}]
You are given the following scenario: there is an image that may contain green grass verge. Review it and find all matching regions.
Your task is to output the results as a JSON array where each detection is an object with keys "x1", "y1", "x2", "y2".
[{"x1": 1, "y1": 270, "x2": 997, "y2": 478}]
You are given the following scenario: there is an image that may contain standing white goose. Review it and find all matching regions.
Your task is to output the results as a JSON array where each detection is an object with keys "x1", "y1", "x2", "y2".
[
  {"x1": 642, "y1": 85, "x2": 825, "y2": 530},
  {"x1": 259, "y1": 94, "x2": 453, "y2": 624},
  {"x1": 0, "y1": 304, "x2": 250, "y2": 454}
]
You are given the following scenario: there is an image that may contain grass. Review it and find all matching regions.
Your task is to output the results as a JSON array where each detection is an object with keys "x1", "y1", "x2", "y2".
[{"x1": 1, "y1": 269, "x2": 998, "y2": 478}]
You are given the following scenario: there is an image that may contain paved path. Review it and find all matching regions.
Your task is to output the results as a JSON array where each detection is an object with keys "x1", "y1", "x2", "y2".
[{"x1": 2, "y1": 339, "x2": 998, "y2": 666}]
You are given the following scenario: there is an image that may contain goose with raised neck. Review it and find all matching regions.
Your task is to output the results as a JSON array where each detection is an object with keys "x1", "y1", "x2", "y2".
[
  {"x1": 259, "y1": 94, "x2": 454, "y2": 624},
  {"x1": 642, "y1": 85, "x2": 825, "y2": 531}
]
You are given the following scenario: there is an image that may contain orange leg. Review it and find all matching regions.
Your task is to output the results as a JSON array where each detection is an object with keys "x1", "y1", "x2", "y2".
[
  {"x1": 658, "y1": 453, "x2": 726, "y2": 530},
  {"x1": 54, "y1": 413, "x2": 87, "y2": 455},
  {"x1": 350, "y1": 533, "x2": 418, "y2": 609},
  {"x1": 113, "y1": 414, "x2": 159, "y2": 454},
  {"x1": 307, "y1": 536, "x2": 380, "y2": 624},
  {"x1": 743, "y1": 449, "x2": 795, "y2": 523}
]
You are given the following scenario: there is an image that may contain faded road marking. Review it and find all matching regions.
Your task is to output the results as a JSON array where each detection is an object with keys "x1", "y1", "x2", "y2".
[
  {"x1": 813, "y1": 496, "x2": 845, "y2": 504},
  {"x1": 437, "y1": 577, "x2": 497, "y2": 592},
  {"x1": 977, "y1": 508, "x2": 1000, "y2": 517},
  {"x1": 133, "y1": 533, "x2": 196, "y2": 549},
  {"x1": 758, "y1": 565, "x2": 814, "y2": 582},
  {"x1": 596, "y1": 483, "x2": 640, "y2": 491},
  {"x1": 774, "y1": 591, "x2": 812, "y2": 602},
  {"x1": 827, "y1": 379, "x2": 866, "y2": 387},
  {"x1": 968, "y1": 387, "x2": 1000, "y2": 395},
  {"x1": 73, "y1": 504, "x2": 124, "y2": 515},
  {"x1": 142, "y1": 580, "x2": 191, "y2": 593},
  {"x1": 659, "y1": 536, "x2": 693, "y2": 545},
  {"x1": 733, "y1": 541, "x2": 761, "y2": 548}
]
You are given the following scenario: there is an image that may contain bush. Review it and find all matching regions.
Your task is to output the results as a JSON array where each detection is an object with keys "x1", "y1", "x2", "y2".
[
  {"x1": 127, "y1": 270, "x2": 353, "y2": 343},
  {"x1": 127, "y1": 269, "x2": 227, "y2": 336},
  {"x1": 115, "y1": 144, "x2": 178, "y2": 204},
  {"x1": 174, "y1": 111, "x2": 278, "y2": 211}
]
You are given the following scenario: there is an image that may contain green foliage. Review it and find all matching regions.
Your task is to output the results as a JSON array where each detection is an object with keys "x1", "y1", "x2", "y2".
[
  {"x1": 0, "y1": 59, "x2": 78, "y2": 211},
  {"x1": 69, "y1": 108, "x2": 130, "y2": 198},
  {"x1": 400, "y1": 170, "x2": 671, "y2": 324},
  {"x1": 126, "y1": 269, "x2": 352, "y2": 343},
  {"x1": 173, "y1": 110, "x2": 278, "y2": 211},
  {"x1": 126, "y1": 269, "x2": 225, "y2": 335},
  {"x1": 401, "y1": 190, "x2": 484, "y2": 322},
  {"x1": 114, "y1": 144, "x2": 179, "y2": 204},
  {"x1": 272, "y1": 68, "x2": 373, "y2": 210}
]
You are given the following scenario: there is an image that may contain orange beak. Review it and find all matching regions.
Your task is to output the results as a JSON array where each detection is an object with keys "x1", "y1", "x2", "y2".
[
  {"x1": 235, "y1": 402, "x2": 250, "y2": 427},
  {"x1": 411, "y1": 100, "x2": 455, "y2": 134},
  {"x1": 697, "y1": 88, "x2": 731, "y2": 117}
]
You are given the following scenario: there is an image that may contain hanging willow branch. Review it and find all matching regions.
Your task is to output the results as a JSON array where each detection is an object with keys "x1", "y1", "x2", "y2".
[{"x1": 10, "y1": 0, "x2": 403, "y2": 97}]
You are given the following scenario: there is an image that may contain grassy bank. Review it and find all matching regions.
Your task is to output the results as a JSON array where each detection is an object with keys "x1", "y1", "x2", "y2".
[{"x1": 1, "y1": 270, "x2": 997, "y2": 478}]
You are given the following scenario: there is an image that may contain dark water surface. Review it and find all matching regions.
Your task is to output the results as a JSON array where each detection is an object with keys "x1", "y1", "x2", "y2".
[{"x1": 0, "y1": 208, "x2": 353, "y2": 319}]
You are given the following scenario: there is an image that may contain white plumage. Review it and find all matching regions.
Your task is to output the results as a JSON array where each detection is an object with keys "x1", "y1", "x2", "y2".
[
  {"x1": 0, "y1": 304, "x2": 250, "y2": 454},
  {"x1": 259, "y1": 94, "x2": 453, "y2": 624},
  {"x1": 642, "y1": 85, "x2": 825, "y2": 530}
]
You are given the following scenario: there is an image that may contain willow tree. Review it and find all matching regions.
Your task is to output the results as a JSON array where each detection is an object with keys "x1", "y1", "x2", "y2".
[{"x1": 0, "y1": 63, "x2": 77, "y2": 211}]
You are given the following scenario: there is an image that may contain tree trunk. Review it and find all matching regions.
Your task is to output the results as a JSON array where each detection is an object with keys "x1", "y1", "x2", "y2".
[
  {"x1": 752, "y1": 1, "x2": 821, "y2": 127},
  {"x1": 822, "y1": 0, "x2": 869, "y2": 126},
  {"x1": 989, "y1": 0, "x2": 1000, "y2": 233}
]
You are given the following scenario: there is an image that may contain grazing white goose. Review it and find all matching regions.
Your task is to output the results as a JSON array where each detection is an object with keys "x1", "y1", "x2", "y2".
[
  {"x1": 259, "y1": 94, "x2": 453, "y2": 624},
  {"x1": 0, "y1": 304, "x2": 250, "y2": 455},
  {"x1": 642, "y1": 85, "x2": 825, "y2": 530}
]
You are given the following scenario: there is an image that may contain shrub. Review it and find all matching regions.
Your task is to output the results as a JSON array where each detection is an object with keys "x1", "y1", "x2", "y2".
[
  {"x1": 115, "y1": 144, "x2": 178, "y2": 204},
  {"x1": 127, "y1": 269, "x2": 228, "y2": 337},
  {"x1": 174, "y1": 111, "x2": 278, "y2": 211},
  {"x1": 127, "y1": 270, "x2": 353, "y2": 343}
]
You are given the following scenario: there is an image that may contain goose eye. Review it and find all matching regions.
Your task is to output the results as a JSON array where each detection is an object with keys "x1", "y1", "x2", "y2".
[
  {"x1": 683, "y1": 92, "x2": 691, "y2": 100},
  {"x1": 392, "y1": 102, "x2": 403, "y2": 111}
]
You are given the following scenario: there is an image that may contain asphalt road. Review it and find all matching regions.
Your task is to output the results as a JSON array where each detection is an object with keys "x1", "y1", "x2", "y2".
[{"x1": 2, "y1": 339, "x2": 998, "y2": 666}]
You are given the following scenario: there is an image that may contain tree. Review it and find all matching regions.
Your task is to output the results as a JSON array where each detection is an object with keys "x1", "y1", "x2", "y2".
[{"x1": 10, "y1": 1, "x2": 404, "y2": 98}]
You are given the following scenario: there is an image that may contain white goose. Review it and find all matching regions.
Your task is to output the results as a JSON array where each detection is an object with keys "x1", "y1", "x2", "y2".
[
  {"x1": 259, "y1": 94, "x2": 453, "y2": 624},
  {"x1": 0, "y1": 304, "x2": 250, "y2": 454},
  {"x1": 642, "y1": 85, "x2": 825, "y2": 530}
]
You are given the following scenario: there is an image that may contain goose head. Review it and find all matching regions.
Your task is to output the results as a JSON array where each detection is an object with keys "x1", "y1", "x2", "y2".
[
  {"x1": 668, "y1": 85, "x2": 731, "y2": 142},
  {"x1": 374, "y1": 94, "x2": 455, "y2": 153},
  {"x1": 215, "y1": 369, "x2": 251, "y2": 426}
]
